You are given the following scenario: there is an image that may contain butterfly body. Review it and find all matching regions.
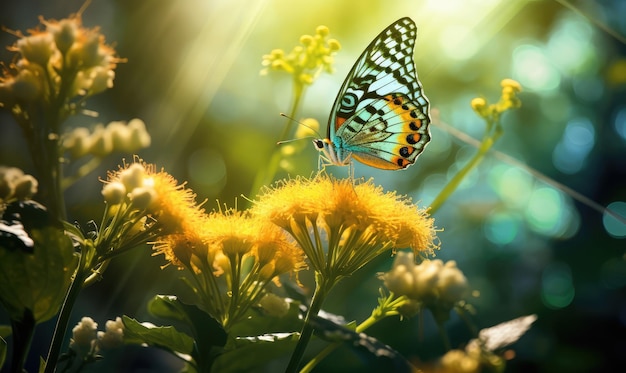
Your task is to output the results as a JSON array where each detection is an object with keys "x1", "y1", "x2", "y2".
[{"x1": 314, "y1": 17, "x2": 431, "y2": 170}]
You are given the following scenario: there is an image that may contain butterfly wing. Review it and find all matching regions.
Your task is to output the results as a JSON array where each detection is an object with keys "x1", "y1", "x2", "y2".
[{"x1": 327, "y1": 17, "x2": 431, "y2": 170}]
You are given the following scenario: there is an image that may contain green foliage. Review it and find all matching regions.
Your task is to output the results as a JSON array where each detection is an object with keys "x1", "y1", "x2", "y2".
[
  {"x1": 0, "y1": 220, "x2": 77, "y2": 323},
  {"x1": 122, "y1": 316, "x2": 194, "y2": 355}
]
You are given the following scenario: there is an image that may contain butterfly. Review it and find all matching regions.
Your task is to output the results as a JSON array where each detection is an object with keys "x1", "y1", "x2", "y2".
[{"x1": 313, "y1": 17, "x2": 431, "y2": 170}]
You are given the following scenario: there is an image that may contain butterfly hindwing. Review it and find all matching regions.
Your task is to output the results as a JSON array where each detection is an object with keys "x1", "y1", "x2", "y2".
[{"x1": 324, "y1": 17, "x2": 431, "y2": 170}]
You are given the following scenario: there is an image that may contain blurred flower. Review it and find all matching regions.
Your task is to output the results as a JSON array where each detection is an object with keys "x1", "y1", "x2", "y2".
[
  {"x1": 1, "y1": 13, "x2": 121, "y2": 111},
  {"x1": 251, "y1": 176, "x2": 437, "y2": 283},
  {"x1": 0, "y1": 166, "x2": 38, "y2": 201},
  {"x1": 69, "y1": 316, "x2": 98, "y2": 355},
  {"x1": 153, "y1": 208, "x2": 305, "y2": 329},
  {"x1": 261, "y1": 25, "x2": 341, "y2": 86},
  {"x1": 97, "y1": 316, "x2": 124, "y2": 350},
  {"x1": 381, "y1": 252, "x2": 468, "y2": 321},
  {"x1": 470, "y1": 79, "x2": 522, "y2": 123},
  {"x1": 62, "y1": 119, "x2": 151, "y2": 160}
]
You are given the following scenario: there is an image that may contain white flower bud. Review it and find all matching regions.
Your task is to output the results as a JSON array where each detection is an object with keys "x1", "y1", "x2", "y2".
[
  {"x1": 89, "y1": 125, "x2": 113, "y2": 157},
  {"x1": 129, "y1": 186, "x2": 157, "y2": 211},
  {"x1": 70, "y1": 317, "x2": 98, "y2": 353},
  {"x1": 119, "y1": 163, "x2": 146, "y2": 191},
  {"x1": 13, "y1": 174, "x2": 38, "y2": 199},
  {"x1": 97, "y1": 317, "x2": 124, "y2": 350},
  {"x1": 101, "y1": 181, "x2": 127, "y2": 205}
]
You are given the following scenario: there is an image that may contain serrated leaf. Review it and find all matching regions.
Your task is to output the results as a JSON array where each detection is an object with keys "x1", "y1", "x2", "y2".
[{"x1": 122, "y1": 315, "x2": 194, "y2": 354}]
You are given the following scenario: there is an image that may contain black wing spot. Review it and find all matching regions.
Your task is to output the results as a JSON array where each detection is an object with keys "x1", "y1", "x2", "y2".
[{"x1": 399, "y1": 146, "x2": 412, "y2": 157}]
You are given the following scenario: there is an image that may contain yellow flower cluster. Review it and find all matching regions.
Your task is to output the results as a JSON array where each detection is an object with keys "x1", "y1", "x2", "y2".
[
  {"x1": 381, "y1": 251, "x2": 468, "y2": 320},
  {"x1": 471, "y1": 79, "x2": 522, "y2": 122},
  {"x1": 63, "y1": 119, "x2": 151, "y2": 159},
  {"x1": 154, "y1": 208, "x2": 305, "y2": 328},
  {"x1": 100, "y1": 159, "x2": 305, "y2": 328},
  {"x1": 0, "y1": 14, "x2": 120, "y2": 109},
  {"x1": 261, "y1": 25, "x2": 341, "y2": 85},
  {"x1": 251, "y1": 176, "x2": 437, "y2": 281}
]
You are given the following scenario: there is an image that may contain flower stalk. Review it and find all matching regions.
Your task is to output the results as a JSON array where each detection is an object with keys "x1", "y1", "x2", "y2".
[{"x1": 429, "y1": 79, "x2": 522, "y2": 214}]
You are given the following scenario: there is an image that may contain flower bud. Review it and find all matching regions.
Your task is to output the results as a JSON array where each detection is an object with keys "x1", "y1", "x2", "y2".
[
  {"x1": 16, "y1": 32, "x2": 55, "y2": 66},
  {"x1": 101, "y1": 181, "x2": 127, "y2": 205},
  {"x1": 129, "y1": 186, "x2": 157, "y2": 211},
  {"x1": 119, "y1": 163, "x2": 146, "y2": 191},
  {"x1": 12, "y1": 68, "x2": 42, "y2": 101},
  {"x1": 126, "y1": 119, "x2": 151, "y2": 151},
  {"x1": 70, "y1": 317, "x2": 98, "y2": 354},
  {"x1": 89, "y1": 125, "x2": 113, "y2": 157},
  {"x1": 49, "y1": 18, "x2": 78, "y2": 54},
  {"x1": 97, "y1": 317, "x2": 124, "y2": 350},
  {"x1": 13, "y1": 174, "x2": 38, "y2": 200}
]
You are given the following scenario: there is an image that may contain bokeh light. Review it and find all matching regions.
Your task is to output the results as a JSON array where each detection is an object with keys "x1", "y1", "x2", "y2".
[
  {"x1": 603, "y1": 202, "x2": 626, "y2": 238},
  {"x1": 542, "y1": 261, "x2": 575, "y2": 309},
  {"x1": 552, "y1": 117, "x2": 595, "y2": 174}
]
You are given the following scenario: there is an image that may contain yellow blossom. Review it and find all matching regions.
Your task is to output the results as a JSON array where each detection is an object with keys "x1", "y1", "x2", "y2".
[
  {"x1": 260, "y1": 24, "x2": 341, "y2": 85},
  {"x1": 471, "y1": 79, "x2": 523, "y2": 122},
  {"x1": 152, "y1": 207, "x2": 305, "y2": 329},
  {"x1": 251, "y1": 175, "x2": 437, "y2": 280}
]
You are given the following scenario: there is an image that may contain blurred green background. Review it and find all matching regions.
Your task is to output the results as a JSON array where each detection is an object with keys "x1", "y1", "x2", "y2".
[{"x1": 1, "y1": 0, "x2": 625, "y2": 371}]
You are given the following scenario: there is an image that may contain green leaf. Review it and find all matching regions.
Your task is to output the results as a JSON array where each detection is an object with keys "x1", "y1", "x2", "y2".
[
  {"x1": 212, "y1": 332, "x2": 299, "y2": 372},
  {"x1": 227, "y1": 300, "x2": 303, "y2": 339},
  {"x1": 122, "y1": 315, "x2": 194, "y2": 354},
  {"x1": 0, "y1": 325, "x2": 10, "y2": 338},
  {"x1": 0, "y1": 336, "x2": 6, "y2": 371},
  {"x1": 148, "y1": 295, "x2": 227, "y2": 348},
  {"x1": 0, "y1": 223, "x2": 78, "y2": 323},
  {"x1": 148, "y1": 295, "x2": 191, "y2": 324}
]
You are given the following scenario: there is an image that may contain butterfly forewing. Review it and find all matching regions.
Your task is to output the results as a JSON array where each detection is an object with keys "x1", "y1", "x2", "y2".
[{"x1": 324, "y1": 17, "x2": 431, "y2": 170}]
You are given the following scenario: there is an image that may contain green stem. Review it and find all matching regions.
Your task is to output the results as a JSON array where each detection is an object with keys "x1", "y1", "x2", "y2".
[
  {"x1": 299, "y1": 295, "x2": 400, "y2": 373},
  {"x1": 44, "y1": 252, "x2": 90, "y2": 373},
  {"x1": 429, "y1": 123, "x2": 502, "y2": 215},
  {"x1": 285, "y1": 273, "x2": 331, "y2": 373},
  {"x1": 9, "y1": 309, "x2": 36, "y2": 373},
  {"x1": 436, "y1": 321, "x2": 451, "y2": 351},
  {"x1": 249, "y1": 80, "x2": 305, "y2": 199}
]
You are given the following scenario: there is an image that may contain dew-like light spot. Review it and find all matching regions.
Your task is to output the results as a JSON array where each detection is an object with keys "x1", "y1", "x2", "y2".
[
  {"x1": 541, "y1": 262, "x2": 575, "y2": 309},
  {"x1": 484, "y1": 211, "x2": 521, "y2": 245},
  {"x1": 188, "y1": 147, "x2": 227, "y2": 192},
  {"x1": 512, "y1": 45, "x2": 560, "y2": 91},
  {"x1": 552, "y1": 117, "x2": 595, "y2": 174},
  {"x1": 613, "y1": 107, "x2": 626, "y2": 140},
  {"x1": 603, "y1": 201, "x2": 626, "y2": 238}
]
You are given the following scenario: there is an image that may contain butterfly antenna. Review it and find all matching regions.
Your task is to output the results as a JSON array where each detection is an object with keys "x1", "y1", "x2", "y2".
[{"x1": 279, "y1": 113, "x2": 324, "y2": 139}]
